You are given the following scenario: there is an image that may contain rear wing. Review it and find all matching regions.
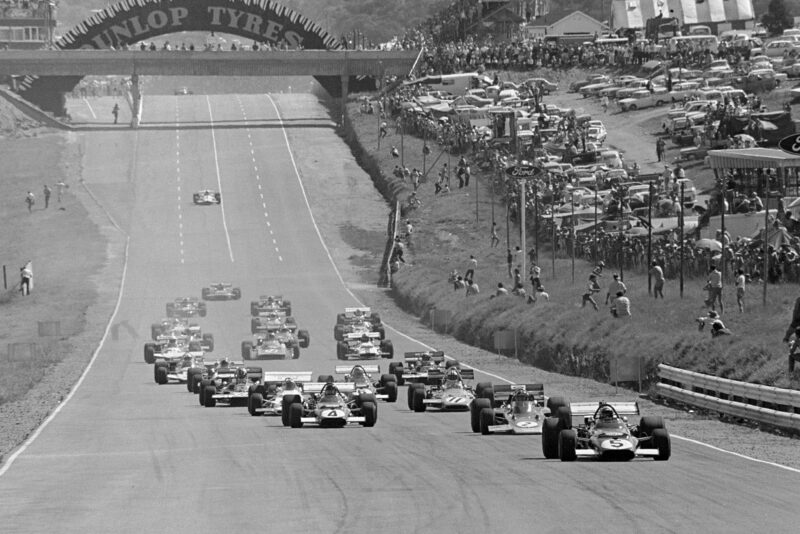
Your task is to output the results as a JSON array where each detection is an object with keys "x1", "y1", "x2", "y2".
[
  {"x1": 569, "y1": 401, "x2": 640, "y2": 417},
  {"x1": 493, "y1": 383, "x2": 545, "y2": 399},
  {"x1": 404, "y1": 351, "x2": 445, "y2": 363},
  {"x1": 427, "y1": 368, "x2": 475, "y2": 381},
  {"x1": 345, "y1": 332, "x2": 380, "y2": 340},
  {"x1": 262, "y1": 371, "x2": 313, "y2": 383},
  {"x1": 256, "y1": 295, "x2": 282, "y2": 301},
  {"x1": 303, "y1": 382, "x2": 357, "y2": 395},
  {"x1": 246, "y1": 367, "x2": 263, "y2": 380},
  {"x1": 344, "y1": 307, "x2": 371, "y2": 314},
  {"x1": 335, "y1": 365, "x2": 380, "y2": 375}
]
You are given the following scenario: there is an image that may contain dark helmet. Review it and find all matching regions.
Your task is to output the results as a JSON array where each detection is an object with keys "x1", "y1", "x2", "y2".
[
  {"x1": 599, "y1": 406, "x2": 615, "y2": 419},
  {"x1": 220, "y1": 358, "x2": 230, "y2": 367},
  {"x1": 445, "y1": 368, "x2": 460, "y2": 382},
  {"x1": 351, "y1": 367, "x2": 366, "y2": 381},
  {"x1": 361, "y1": 334, "x2": 370, "y2": 343},
  {"x1": 237, "y1": 367, "x2": 248, "y2": 379}
]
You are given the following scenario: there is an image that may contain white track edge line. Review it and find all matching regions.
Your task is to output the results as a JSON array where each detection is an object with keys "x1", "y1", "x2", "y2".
[
  {"x1": 269, "y1": 94, "x2": 798, "y2": 476},
  {"x1": 205, "y1": 95, "x2": 235, "y2": 263}
]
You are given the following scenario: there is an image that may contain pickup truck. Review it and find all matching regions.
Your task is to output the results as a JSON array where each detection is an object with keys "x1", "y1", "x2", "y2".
[{"x1": 618, "y1": 88, "x2": 669, "y2": 112}]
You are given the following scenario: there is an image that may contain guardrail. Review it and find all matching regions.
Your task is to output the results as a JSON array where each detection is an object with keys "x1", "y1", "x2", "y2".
[{"x1": 657, "y1": 364, "x2": 800, "y2": 432}]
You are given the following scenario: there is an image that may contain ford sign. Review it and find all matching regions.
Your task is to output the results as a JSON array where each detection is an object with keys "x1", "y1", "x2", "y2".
[
  {"x1": 778, "y1": 134, "x2": 800, "y2": 156},
  {"x1": 505, "y1": 165, "x2": 541, "y2": 178}
]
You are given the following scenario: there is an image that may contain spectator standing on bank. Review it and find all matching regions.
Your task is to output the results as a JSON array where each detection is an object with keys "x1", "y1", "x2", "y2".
[
  {"x1": 506, "y1": 248, "x2": 513, "y2": 278},
  {"x1": 513, "y1": 267, "x2": 522, "y2": 288},
  {"x1": 56, "y1": 180, "x2": 67, "y2": 202},
  {"x1": 515, "y1": 246, "x2": 524, "y2": 266},
  {"x1": 582, "y1": 274, "x2": 601, "y2": 311},
  {"x1": 404, "y1": 220, "x2": 413, "y2": 244},
  {"x1": 112, "y1": 103, "x2": 120, "y2": 124},
  {"x1": 19, "y1": 261, "x2": 32, "y2": 296},
  {"x1": 43, "y1": 184, "x2": 51, "y2": 208},
  {"x1": 25, "y1": 191, "x2": 35, "y2": 212},
  {"x1": 735, "y1": 268, "x2": 746, "y2": 313},
  {"x1": 606, "y1": 273, "x2": 627, "y2": 305},
  {"x1": 379, "y1": 121, "x2": 388, "y2": 138},
  {"x1": 601, "y1": 95, "x2": 609, "y2": 113},
  {"x1": 465, "y1": 255, "x2": 477, "y2": 281},
  {"x1": 707, "y1": 264, "x2": 723, "y2": 314},
  {"x1": 529, "y1": 263, "x2": 542, "y2": 291},
  {"x1": 650, "y1": 261, "x2": 665, "y2": 298},
  {"x1": 656, "y1": 137, "x2": 666, "y2": 162},
  {"x1": 490, "y1": 221, "x2": 500, "y2": 248},
  {"x1": 466, "y1": 279, "x2": 480, "y2": 297},
  {"x1": 610, "y1": 291, "x2": 631, "y2": 318}
]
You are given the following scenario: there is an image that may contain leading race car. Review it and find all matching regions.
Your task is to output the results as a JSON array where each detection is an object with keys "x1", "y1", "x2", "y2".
[
  {"x1": 247, "y1": 372, "x2": 313, "y2": 421},
  {"x1": 241, "y1": 332, "x2": 300, "y2": 360},
  {"x1": 251, "y1": 310, "x2": 295, "y2": 334},
  {"x1": 153, "y1": 353, "x2": 208, "y2": 388},
  {"x1": 388, "y1": 350, "x2": 450, "y2": 385},
  {"x1": 149, "y1": 320, "x2": 214, "y2": 352},
  {"x1": 283, "y1": 381, "x2": 377, "y2": 428},
  {"x1": 406, "y1": 366, "x2": 479, "y2": 412},
  {"x1": 150, "y1": 317, "x2": 197, "y2": 340},
  {"x1": 469, "y1": 383, "x2": 569, "y2": 435},
  {"x1": 201, "y1": 282, "x2": 241, "y2": 300},
  {"x1": 199, "y1": 362, "x2": 263, "y2": 407},
  {"x1": 334, "y1": 307, "x2": 385, "y2": 340},
  {"x1": 193, "y1": 189, "x2": 221, "y2": 205},
  {"x1": 250, "y1": 295, "x2": 291, "y2": 316},
  {"x1": 144, "y1": 335, "x2": 205, "y2": 365},
  {"x1": 542, "y1": 401, "x2": 671, "y2": 461},
  {"x1": 335, "y1": 364, "x2": 398, "y2": 403},
  {"x1": 336, "y1": 332, "x2": 394, "y2": 360},
  {"x1": 166, "y1": 297, "x2": 207, "y2": 318}
]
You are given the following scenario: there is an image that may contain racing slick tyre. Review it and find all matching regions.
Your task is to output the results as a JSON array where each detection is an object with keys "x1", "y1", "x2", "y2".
[
  {"x1": 292, "y1": 345, "x2": 300, "y2": 359},
  {"x1": 333, "y1": 325, "x2": 344, "y2": 341},
  {"x1": 248, "y1": 392, "x2": 263, "y2": 416},
  {"x1": 542, "y1": 417, "x2": 561, "y2": 459},
  {"x1": 282, "y1": 394, "x2": 302, "y2": 426},
  {"x1": 155, "y1": 364, "x2": 168, "y2": 385},
  {"x1": 201, "y1": 288, "x2": 210, "y2": 300},
  {"x1": 241, "y1": 341, "x2": 253, "y2": 360},
  {"x1": 357, "y1": 393, "x2": 377, "y2": 407},
  {"x1": 251, "y1": 318, "x2": 259, "y2": 334},
  {"x1": 558, "y1": 429, "x2": 578, "y2": 462},
  {"x1": 186, "y1": 369, "x2": 200, "y2": 392},
  {"x1": 479, "y1": 408, "x2": 495, "y2": 435},
  {"x1": 652, "y1": 429, "x2": 671, "y2": 461},
  {"x1": 370, "y1": 312, "x2": 381, "y2": 325},
  {"x1": 250, "y1": 302, "x2": 258, "y2": 316},
  {"x1": 336, "y1": 313, "x2": 346, "y2": 325},
  {"x1": 638, "y1": 416, "x2": 665, "y2": 437},
  {"x1": 361, "y1": 401, "x2": 377, "y2": 427},
  {"x1": 475, "y1": 382, "x2": 493, "y2": 403},
  {"x1": 388, "y1": 362, "x2": 404, "y2": 386},
  {"x1": 407, "y1": 383, "x2": 418, "y2": 410},
  {"x1": 150, "y1": 324, "x2": 161, "y2": 340},
  {"x1": 199, "y1": 379, "x2": 212, "y2": 406},
  {"x1": 298, "y1": 330, "x2": 310, "y2": 348},
  {"x1": 202, "y1": 386, "x2": 216, "y2": 407},
  {"x1": 470, "y1": 398, "x2": 492, "y2": 433},
  {"x1": 282, "y1": 301, "x2": 291, "y2": 316},
  {"x1": 232, "y1": 288, "x2": 241, "y2": 300},
  {"x1": 198, "y1": 305, "x2": 207, "y2": 318},
  {"x1": 288, "y1": 402, "x2": 304, "y2": 428},
  {"x1": 285, "y1": 316, "x2": 297, "y2": 327},
  {"x1": 144, "y1": 343, "x2": 156, "y2": 364},
  {"x1": 202, "y1": 334, "x2": 214, "y2": 352},
  {"x1": 556, "y1": 406, "x2": 573, "y2": 430},
  {"x1": 336, "y1": 342, "x2": 347, "y2": 360},
  {"x1": 375, "y1": 325, "x2": 385, "y2": 340},
  {"x1": 380, "y1": 340, "x2": 394, "y2": 359},
  {"x1": 411, "y1": 384, "x2": 426, "y2": 412},
  {"x1": 546, "y1": 396, "x2": 568, "y2": 418},
  {"x1": 316, "y1": 375, "x2": 333, "y2": 384},
  {"x1": 383, "y1": 380, "x2": 398, "y2": 403}
]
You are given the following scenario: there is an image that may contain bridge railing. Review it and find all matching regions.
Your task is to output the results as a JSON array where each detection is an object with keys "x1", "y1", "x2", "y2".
[{"x1": 656, "y1": 364, "x2": 800, "y2": 432}]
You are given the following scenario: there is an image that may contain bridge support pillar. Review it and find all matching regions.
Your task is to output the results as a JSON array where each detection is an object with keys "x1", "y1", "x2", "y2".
[
  {"x1": 340, "y1": 74, "x2": 349, "y2": 127},
  {"x1": 130, "y1": 73, "x2": 142, "y2": 128}
]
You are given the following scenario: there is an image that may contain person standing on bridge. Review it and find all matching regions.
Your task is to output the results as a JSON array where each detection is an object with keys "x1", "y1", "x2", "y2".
[{"x1": 112, "y1": 103, "x2": 120, "y2": 124}]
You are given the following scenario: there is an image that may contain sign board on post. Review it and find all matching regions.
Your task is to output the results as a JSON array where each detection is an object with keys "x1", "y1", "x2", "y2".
[
  {"x1": 429, "y1": 308, "x2": 452, "y2": 332},
  {"x1": 610, "y1": 354, "x2": 643, "y2": 392},
  {"x1": 493, "y1": 329, "x2": 517, "y2": 358}
]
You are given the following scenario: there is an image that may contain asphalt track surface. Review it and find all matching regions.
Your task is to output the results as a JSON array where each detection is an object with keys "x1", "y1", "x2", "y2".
[{"x1": 0, "y1": 94, "x2": 797, "y2": 534}]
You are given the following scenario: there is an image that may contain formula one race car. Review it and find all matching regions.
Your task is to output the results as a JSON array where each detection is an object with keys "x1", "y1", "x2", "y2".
[
  {"x1": 388, "y1": 351, "x2": 450, "y2": 385},
  {"x1": 250, "y1": 311, "x2": 296, "y2": 334},
  {"x1": 193, "y1": 189, "x2": 221, "y2": 205},
  {"x1": 336, "y1": 364, "x2": 398, "y2": 403},
  {"x1": 199, "y1": 362, "x2": 263, "y2": 407},
  {"x1": 150, "y1": 317, "x2": 197, "y2": 340},
  {"x1": 247, "y1": 372, "x2": 313, "y2": 421},
  {"x1": 143, "y1": 335, "x2": 206, "y2": 365},
  {"x1": 336, "y1": 332, "x2": 394, "y2": 360},
  {"x1": 166, "y1": 297, "x2": 207, "y2": 318},
  {"x1": 250, "y1": 295, "x2": 291, "y2": 316},
  {"x1": 283, "y1": 381, "x2": 377, "y2": 428},
  {"x1": 333, "y1": 307, "x2": 385, "y2": 340},
  {"x1": 541, "y1": 401, "x2": 671, "y2": 461},
  {"x1": 153, "y1": 353, "x2": 208, "y2": 388},
  {"x1": 201, "y1": 282, "x2": 241, "y2": 301},
  {"x1": 469, "y1": 383, "x2": 569, "y2": 435},
  {"x1": 406, "y1": 366, "x2": 478, "y2": 412},
  {"x1": 150, "y1": 321, "x2": 214, "y2": 352},
  {"x1": 241, "y1": 332, "x2": 300, "y2": 360}
]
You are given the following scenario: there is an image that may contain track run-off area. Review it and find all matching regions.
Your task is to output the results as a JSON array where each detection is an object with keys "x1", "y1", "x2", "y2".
[{"x1": 0, "y1": 92, "x2": 797, "y2": 533}]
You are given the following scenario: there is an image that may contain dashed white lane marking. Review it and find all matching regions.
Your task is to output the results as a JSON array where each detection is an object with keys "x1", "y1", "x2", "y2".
[
  {"x1": 237, "y1": 95, "x2": 281, "y2": 262},
  {"x1": 205, "y1": 95, "x2": 235, "y2": 263}
]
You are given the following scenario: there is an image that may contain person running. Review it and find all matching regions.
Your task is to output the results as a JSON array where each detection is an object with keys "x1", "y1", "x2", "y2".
[
  {"x1": 650, "y1": 261, "x2": 665, "y2": 299},
  {"x1": 490, "y1": 222, "x2": 500, "y2": 248},
  {"x1": 582, "y1": 274, "x2": 601, "y2": 311}
]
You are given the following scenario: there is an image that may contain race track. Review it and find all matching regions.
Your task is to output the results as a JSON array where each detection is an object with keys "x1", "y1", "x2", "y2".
[{"x1": 0, "y1": 93, "x2": 796, "y2": 533}]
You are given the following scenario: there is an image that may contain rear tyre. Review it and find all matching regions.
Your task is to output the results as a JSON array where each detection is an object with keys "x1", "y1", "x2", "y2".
[
  {"x1": 412, "y1": 385, "x2": 426, "y2": 412},
  {"x1": 248, "y1": 392, "x2": 263, "y2": 416},
  {"x1": 144, "y1": 343, "x2": 155, "y2": 364},
  {"x1": 361, "y1": 401, "x2": 378, "y2": 427},
  {"x1": 384, "y1": 381, "x2": 398, "y2": 403},
  {"x1": 155, "y1": 365, "x2": 168, "y2": 385},
  {"x1": 652, "y1": 429, "x2": 671, "y2": 461},
  {"x1": 470, "y1": 398, "x2": 492, "y2": 433},
  {"x1": 358, "y1": 393, "x2": 377, "y2": 407},
  {"x1": 639, "y1": 416, "x2": 665, "y2": 437},
  {"x1": 556, "y1": 406, "x2": 572, "y2": 430},
  {"x1": 479, "y1": 408, "x2": 494, "y2": 435},
  {"x1": 203, "y1": 386, "x2": 216, "y2": 407},
  {"x1": 282, "y1": 394, "x2": 301, "y2": 427},
  {"x1": 186, "y1": 369, "x2": 199, "y2": 392},
  {"x1": 334, "y1": 325, "x2": 344, "y2": 341},
  {"x1": 546, "y1": 396, "x2": 567, "y2": 417},
  {"x1": 388, "y1": 362, "x2": 404, "y2": 386},
  {"x1": 476, "y1": 382, "x2": 494, "y2": 404},
  {"x1": 298, "y1": 330, "x2": 310, "y2": 348},
  {"x1": 241, "y1": 341, "x2": 252, "y2": 360},
  {"x1": 292, "y1": 345, "x2": 300, "y2": 359},
  {"x1": 198, "y1": 379, "x2": 211, "y2": 405},
  {"x1": 380, "y1": 339, "x2": 394, "y2": 359},
  {"x1": 558, "y1": 429, "x2": 578, "y2": 461},
  {"x1": 542, "y1": 417, "x2": 561, "y2": 459},
  {"x1": 289, "y1": 402, "x2": 304, "y2": 428}
]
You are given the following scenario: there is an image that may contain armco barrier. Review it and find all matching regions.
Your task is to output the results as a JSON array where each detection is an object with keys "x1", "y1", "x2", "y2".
[{"x1": 657, "y1": 364, "x2": 800, "y2": 432}]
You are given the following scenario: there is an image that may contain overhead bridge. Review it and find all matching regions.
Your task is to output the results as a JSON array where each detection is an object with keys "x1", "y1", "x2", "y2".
[{"x1": 0, "y1": 49, "x2": 420, "y2": 127}]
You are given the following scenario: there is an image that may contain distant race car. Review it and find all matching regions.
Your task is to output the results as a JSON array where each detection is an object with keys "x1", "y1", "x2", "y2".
[
  {"x1": 199, "y1": 362, "x2": 263, "y2": 407},
  {"x1": 153, "y1": 353, "x2": 208, "y2": 388},
  {"x1": 388, "y1": 350, "x2": 449, "y2": 385},
  {"x1": 283, "y1": 381, "x2": 377, "y2": 428},
  {"x1": 201, "y1": 282, "x2": 241, "y2": 301},
  {"x1": 251, "y1": 311, "x2": 296, "y2": 334},
  {"x1": 541, "y1": 401, "x2": 671, "y2": 461},
  {"x1": 143, "y1": 335, "x2": 204, "y2": 365},
  {"x1": 175, "y1": 87, "x2": 193, "y2": 95},
  {"x1": 193, "y1": 189, "x2": 221, "y2": 205},
  {"x1": 336, "y1": 332, "x2": 394, "y2": 360},
  {"x1": 241, "y1": 331, "x2": 301, "y2": 360},
  {"x1": 166, "y1": 297, "x2": 207, "y2": 318},
  {"x1": 250, "y1": 295, "x2": 291, "y2": 316},
  {"x1": 150, "y1": 320, "x2": 214, "y2": 351},
  {"x1": 334, "y1": 307, "x2": 384, "y2": 340},
  {"x1": 247, "y1": 372, "x2": 314, "y2": 421},
  {"x1": 406, "y1": 366, "x2": 479, "y2": 412},
  {"x1": 150, "y1": 317, "x2": 197, "y2": 340},
  {"x1": 469, "y1": 383, "x2": 569, "y2": 435},
  {"x1": 335, "y1": 364, "x2": 398, "y2": 403}
]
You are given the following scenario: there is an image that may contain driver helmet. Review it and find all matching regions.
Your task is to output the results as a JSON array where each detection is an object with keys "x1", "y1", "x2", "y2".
[
  {"x1": 322, "y1": 383, "x2": 338, "y2": 397},
  {"x1": 599, "y1": 406, "x2": 615, "y2": 420},
  {"x1": 361, "y1": 334, "x2": 370, "y2": 343},
  {"x1": 283, "y1": 378, "x2": 297, "y2": 391},
  {"x1": 268, "y1": 332, "x2": 276, "y2": 340},
  {"x1": 237, "y1": 367, "x2": 248, "y2": 380},
  {"x1": 445, "y1": 368, "x2": 460, "y2": 383},
  {"x1": 351, "y1": 367, "x2": 366, "y2": 381},
  {"x1": 219, "y1": 358, "x2": 230, "y2": 368},
  {"x1": 182, "y1": 355, "x2": 192, "y2": 363}
]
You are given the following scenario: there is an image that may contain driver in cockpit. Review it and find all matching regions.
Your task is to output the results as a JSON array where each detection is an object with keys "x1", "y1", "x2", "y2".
[
  {"x1": 350, "y1": 366, "x2": 367, "y2": 383},
  {"x1": 442, "y1": 368, "x2": 462, "y2": 389},
  {"x1": 320, "y1": 383, "x2": 341, "y2": 403}
]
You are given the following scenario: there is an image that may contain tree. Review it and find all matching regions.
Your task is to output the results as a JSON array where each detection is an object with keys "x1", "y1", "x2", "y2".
[{"x1": 761, "y1": 0, "x2": 794, "y2": 36}]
